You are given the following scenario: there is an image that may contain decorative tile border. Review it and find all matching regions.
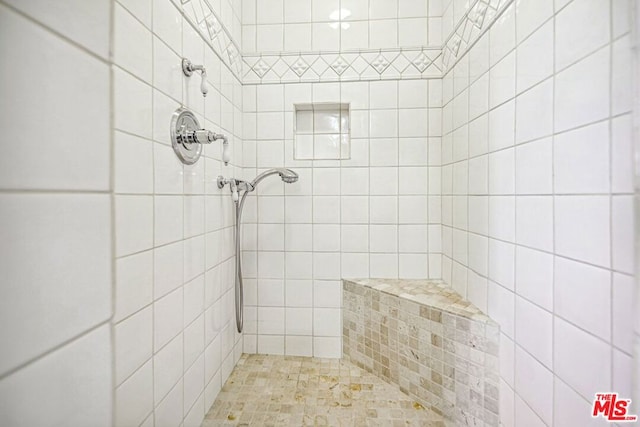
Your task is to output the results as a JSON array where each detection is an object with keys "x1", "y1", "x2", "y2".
[
  {"x1": 173, "y1": 0, "x2": 243, "y2": 79},
  {"x1": 343, "y1": 279, "x2": 500, "y2": 426},
  {"x1": 176, "y1": 0, "x2": 513, "y2": 83},
  {"x1": 241, "y1": 48, "x2": 443, "y2": 84},
  {"x1": 442, "y1": 0, "x2": 516, "y2": 72}
]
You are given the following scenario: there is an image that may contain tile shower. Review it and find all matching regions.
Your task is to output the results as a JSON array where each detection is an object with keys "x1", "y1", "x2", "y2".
[{"x1": 0, "y1": 0, "x2": 637, "y2": 427}]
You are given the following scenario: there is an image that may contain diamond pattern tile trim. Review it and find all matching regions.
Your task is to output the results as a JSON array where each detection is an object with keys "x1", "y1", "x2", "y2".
[
  {"x1": 330, "y1": 57, "x2": 349, "y2": 75},
  {"x1": 175, "y1": 0, "x2": 515, "y2": 83},
  {"x1": 442, "y1": 0, "x2": 516, "y2": 72},
  {"x1": 242, "y1": 48, "x2": 442, "y2": 84},
  {"x1": 174, "y1": 0, "x2": 242, "y2": 79}
]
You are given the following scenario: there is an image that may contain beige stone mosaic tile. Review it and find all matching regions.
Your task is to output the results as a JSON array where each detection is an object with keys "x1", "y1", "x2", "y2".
[
  {"x1": 343, "y1": 279, "x2": 500, "y2": 427},
  {"x1": 202, "y1": 354, "x2": 444, "y2": 426},
  {"x1": 343, "y1": 279, "x2": 497, "y2": 324}
]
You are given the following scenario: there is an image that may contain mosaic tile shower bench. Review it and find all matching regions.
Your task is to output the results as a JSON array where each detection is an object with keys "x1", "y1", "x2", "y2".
[{"x1": 343, "y1": 278, "x2": 500, "y2": 427}]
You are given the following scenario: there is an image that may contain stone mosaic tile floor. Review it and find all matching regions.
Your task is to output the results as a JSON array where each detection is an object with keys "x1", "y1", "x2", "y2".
[{"x1": 202, "y1": 354, "x2": 444, "y2": 426}]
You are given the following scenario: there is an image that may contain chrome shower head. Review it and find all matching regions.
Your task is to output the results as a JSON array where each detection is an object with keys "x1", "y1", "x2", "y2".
[
  {"x1": 279, "y1": 169, "x2": 298, "y2": 183},
  {"x1": 250, "y1": 168, "x2": 299, "y2": 188}
]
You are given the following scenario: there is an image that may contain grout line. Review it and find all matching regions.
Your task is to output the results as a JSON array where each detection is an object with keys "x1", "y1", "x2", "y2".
[
  {"x1": 511, "y1": 3, "x2": 523, "y2": 417},
  {"x1": 0, "y1": 189, "x2": 111, "y2": 195},
  {"x1": 149, "y1": 0, "x2": 158, "y2": 415},
  {"x1": 550, "y1": 4, "x2": 557, "y2": 423},
  {"x1": 0, "y1": 320, "x2": 113, "y2": 383},
  {"x1": 0, "y1": 0, "x2": 111, "y2": 64},
  {"x1": 108, "y1": 0, "x2": 117, "y2": 423},
  {"x1": 607, "y1": 0, "x2": 615, "y2": 395}
]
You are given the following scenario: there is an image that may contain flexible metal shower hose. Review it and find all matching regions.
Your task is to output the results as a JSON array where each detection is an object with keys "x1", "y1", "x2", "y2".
[{"x1": 234, "y1": 190, "x2": 249, "y2": 333}]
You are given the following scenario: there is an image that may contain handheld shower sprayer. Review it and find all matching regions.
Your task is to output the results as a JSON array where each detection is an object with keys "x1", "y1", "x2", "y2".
[
  {"x1": 216, "y1": 168, "x2": 299, "y2": 333},
  {"x1": 250, "y1": 168, "x2": 299, "y2": 187}
]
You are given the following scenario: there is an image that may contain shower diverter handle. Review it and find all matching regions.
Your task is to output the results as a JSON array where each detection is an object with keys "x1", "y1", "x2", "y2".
[
  {"x1": 182, "y1": 128, "x2": 216, "y2": 145},
  {"x1": 180, "y1": 127, "x2": 231, "y2": 165}
]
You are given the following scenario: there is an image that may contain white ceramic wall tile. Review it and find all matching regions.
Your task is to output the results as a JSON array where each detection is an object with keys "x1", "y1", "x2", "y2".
[
  {"x1": 114, "y1": 131, "x2": 154, "y2": 194},
  {"x1": 488, "y1": 196, "x2": 515, "y2": 242},
  {"x1": 283, "y1": 0, "x2": 310, "y2": 22},
  {"x1": 0, "y1": 6, "x2": 110, "y2": 191},
  {"x1": 489, "y1": 4, "x2": 516, "y2": 66},
  {"x1": 553, "y1": 378, "x2": 604, "y2": 427},
  {"x1": 59, "y1": 3, "x2": 630, "y2": 427},
  {"x1": 555, "y1": 257, "x2": 611, "y2": 341},
  {"x1": 613, "y1": 349, "x2": 632, "y2": 399},
  {"x1": 488, "y1": 281, "x2": 515, "y2": 338},
  {"x1": 115, "y1": 251, "x2": 153, "y2": 322},
  {"x1": 612, "y1": 195, "x2": 634, "y2": 275},
  {"x1": 515, "y1": 346, "x2": 553, "y2": 425},
  {"x1": 489, "y1": 52, "x2": 516, "y2": 109},
  {"x1": 154, "y1": 333, "x2": 184, "y2": 403},
  {"x1": 115, "y1": 195, "x2": 154, "y2": 257},
  {"x1": 515, "y1": 246, "x2": 553, "y2": 311},
  {"x1": 612, "y1": 114, "x2": 634, "y2": 194},
  {"x1": 115, "y1": 360, "x2": 153, "y2": 427},
  {"x1": 514, "y1": 137, "x2": 552, "y2": 194},
  {"x1": 153, "y1": 0, "x2": 182, "y2": 52},
  {"x1": 0, "y1": 4, "x2": 120, "y2": 422},
  {"x1": 0, "y1": 326, "x2": 112, "y2": 427},
  {"x1": 612, "y1": 36, "x2": 633, "y2": 116},
  {"x1": 554, "y1": 46, "x2": 610, "y2": 133},
  {"x1": 515, "y1": 297, "x2": 552, "y2": 368},
  {"x1": 257, "y1": 0, "x2": 284, "y2": 24},
  {"x1": 3, "y1": 0, "x2": 111, "y2": 58},
  {"x1": 554, "y1": 121, "x2": 610, "y2": 194},
  {"x1": 499, "y1": 379, "x2": 515, "y2": 427},
  {"x1": 515, "y1": 196, "x2": 553, "y2": 251},
  {"x1": 183, "y1": 354, "x2": 205, "y2": 414},
  {"x1": 554, "y1": 318, "x2": 612, "y2": 401},
  {"x1": 439, "y1": 3, "x2": 633, "y2": 426},
  {"x1": 313, "y1": 308, "x2": 341, "y2": 336},
  {"x1": 155, "y1": 380, "x2": 184, "y2": 427},
  {"x1": 0, "y1": 194, "x2": 111, "y2": 376},
  {"x1": 612, "y1": 273, "x2": 634, "y2": 354},
  {"x1": 515, "y1": 79, "x2": 553, "y2": 144},
  {"x1": 109, "y1": 8, "x2": 242, "y2": 423},
  {"x1": 554, "y1": 196, "x2": 610, "y2": 268},
  {"x1": 555, "y1": 0, "x2": 609, "y2": 71},
  {"x1": 114, "y1": 66, "x2": 153, "y2": 139},
  {"x1": 313, "y1": 337, "x2": 341, "y2": 358},
  {"x1": 114, "y1": 4, "x2": 152, "y2": 83},
  {"x1": 285, "y1": 336, "x2": 313, "y2": 356},
  {"x1": 155, "y1": 196, "x2": 184, "y2": 246},
  {"x1": 115, "y1": 307, "x2": 153, "y2": 386},
  {"x1": 153, "y1": 287, "x2": 183, "y2": 352},
  {"x1": 258, "y1": 335, "x2": 285, "y2": 354},
  {"x1": 516, "y1": 21, "x2": 553, "y2": 93},
  {"x1": 285, "y1": 280, "x2": 313, "y2": 307},
  {"x1": 515, "y1": 0, "x2": 552, "y2": 43},
  {"x1": 285, "y1": 307, "x2": 312, "y2": 335}
]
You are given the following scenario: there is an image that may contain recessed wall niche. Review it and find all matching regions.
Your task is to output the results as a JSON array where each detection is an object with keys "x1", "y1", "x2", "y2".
[{"x1": 294, "y1": 103, "x2": 350, "y2": 160}]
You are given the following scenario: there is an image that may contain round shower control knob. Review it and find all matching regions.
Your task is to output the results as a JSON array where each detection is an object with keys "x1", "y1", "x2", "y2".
[{"x1": 170, "y1": 108, "x2": 202, "y2": 165}]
